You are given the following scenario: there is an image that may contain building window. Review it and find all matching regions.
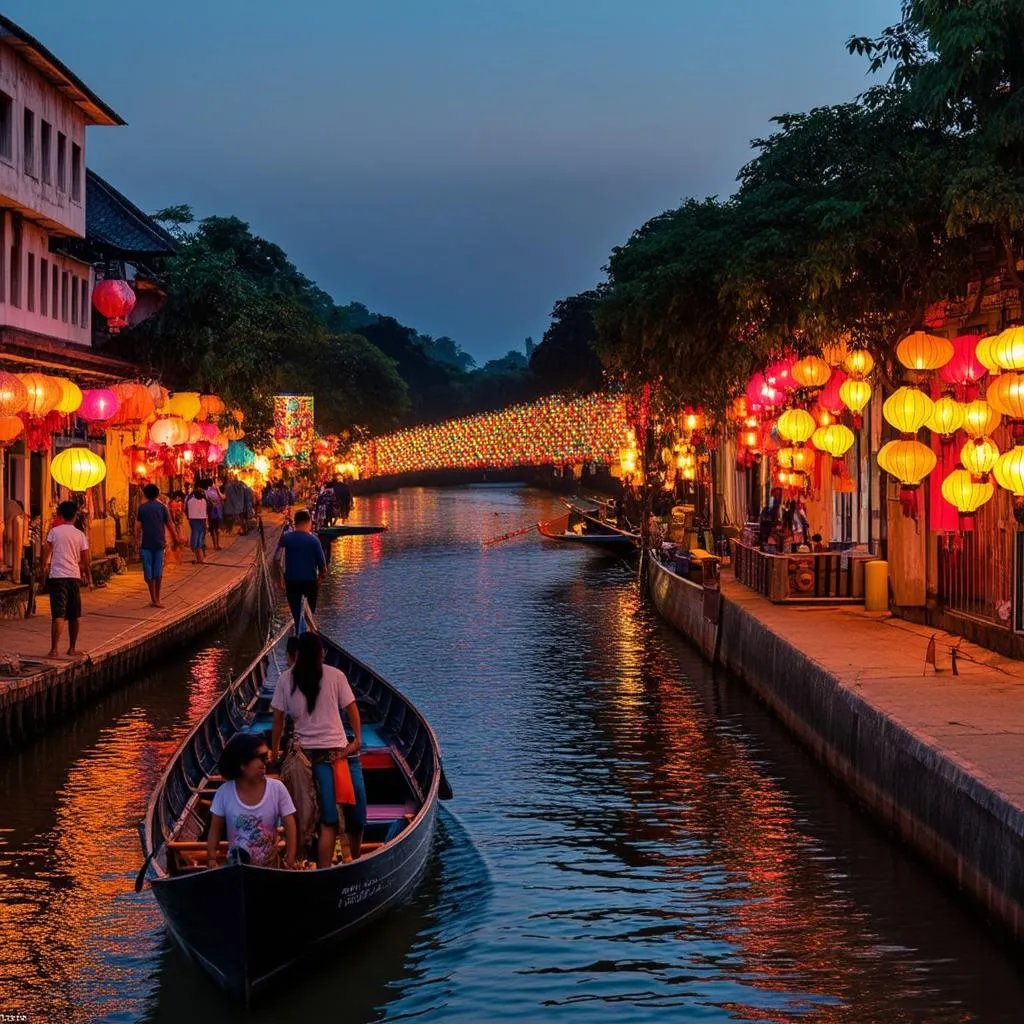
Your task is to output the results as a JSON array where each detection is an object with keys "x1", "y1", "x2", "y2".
[
  {"x1": 71, "y1": 273, "x2": 78, "y2": 324},
  {"x1": 56, "y1": 132, "x2": 66, "y2": 192},
  {"x1": 51, "y1": 264, "x2": 58, "y2": 319},
  {"x1": 71, "y1": 143, "x2": 81, "y2": 201},
  {"x1": 40, "y1": 257, "x2": 47, "y2": 315},
  {"x1": 0, "y1": 92, "x2": 12, "y2": 162},
  {"x1": 22, "y1": 108, "x2": 34, "y2": 177},
  {"x1": 0, "y1": 214, "x2": 6, "y2": 303},
  {"x1": 40, "y1": 121, "x2": 51, "y2": 184},
  {"x1": 61, "y1": 270, "x2": 68, "y2": 322},
  {"x1": 26, "y1": 253, "x2": 34, "y2": 312},
  {"x1": 10, "y1": 233, "x2": 21, "y2": 309},
  {"x1": 80, "y1": 278, "x2": 88, "y2": 328}
]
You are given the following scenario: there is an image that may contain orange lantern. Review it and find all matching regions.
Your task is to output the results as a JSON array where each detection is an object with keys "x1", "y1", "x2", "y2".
[
  {"x1": 925, "y1": 395, "x2": 966, "y2": 439},
  {"x1": 0, "y1": 371, "x2": 27, "y2": 417},
  {"x1": 790, "y1": 355, "x2": 831, "y2": 389},
  {"x1": 110, "y1": 382, "x2": 155, "y2": 428},
  {"x1": 811, "y1": 423, "x2": 854, "y2": 457},
  {"x1": 994, "y1": 445, "x2": 1024, "y2": 496},
  {"x1": 985, "y1": 372, "x2": 1024, "y2": 423},
  {"x1": 0, "y1": 415, "x2": 24, "y2": 446},
  {"x1": 149, "y1": 416, "x2": 189, "y2": 447},
  {"x1": 990, "y1": 326, "x2": 1024, "y2": 371},
  {"x1": 844, "y1": 349, "x2": 874, "y2": 378},
  {"x1": 17, "y1": 373, "x2": 61, "y2": 417},
  {"x1": 231, "y1": 408, "x2": 245, "y2": 426},
  {"x1": 197, "y1": 394, "x2": 226, "y2": 421},
  {"x1": 962, "y1": 399, "x2": 1000, "y2": 440},
  {"x1": 975, "y1": 334, "x2": 1002, "y2": 375},
  {"x1": 896, "y1": 331, "x2": 954, "y2": 372}
]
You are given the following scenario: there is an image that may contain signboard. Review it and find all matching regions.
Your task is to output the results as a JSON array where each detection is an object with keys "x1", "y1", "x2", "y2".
[{"x1": 273, "y1": 394, "x2": 314, "y2": 462}]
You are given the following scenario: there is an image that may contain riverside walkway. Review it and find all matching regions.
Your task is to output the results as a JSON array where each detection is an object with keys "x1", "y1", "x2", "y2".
[{"x1": 0, "y1": 519, "x2": 279, "y2": 747}]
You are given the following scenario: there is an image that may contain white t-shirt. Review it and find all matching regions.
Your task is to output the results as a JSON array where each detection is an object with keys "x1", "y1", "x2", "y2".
[
  {"x1": 185, "y1": 495, "x2": 208, "y2": 521},
  {"x1": 210, "y1": 778, "x2": 296, "y2": 866},
  {"x1": 46, "y1": 523, "x2": 88, "y2": 579},
  {"x1": 270, "y1": 664, "x2": 355, "y2": 749}
]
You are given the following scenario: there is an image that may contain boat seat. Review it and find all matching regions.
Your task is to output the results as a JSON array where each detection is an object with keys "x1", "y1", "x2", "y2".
[{"x1": 366, "y1": 804, "x2": 416, "y2": 823}]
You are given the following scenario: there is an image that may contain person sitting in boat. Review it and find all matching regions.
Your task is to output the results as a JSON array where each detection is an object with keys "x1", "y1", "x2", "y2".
[
  {"x1": 331, "y1": 476, "x2": 352, "y2": 523},
  {"x1": 206, "y1": 733, "x2": 298, "y2": 870},
  {"x1": 269, "y1": 632, "x2": 366, "y2": 868}
]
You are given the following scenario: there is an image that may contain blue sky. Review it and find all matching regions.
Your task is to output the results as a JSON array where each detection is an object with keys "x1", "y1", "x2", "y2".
[{"x1": 10, "y1": 0, "x2": 897, "y2": 361}]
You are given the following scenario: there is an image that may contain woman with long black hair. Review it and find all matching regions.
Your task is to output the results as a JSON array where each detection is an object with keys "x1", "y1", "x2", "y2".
[{"x1": 269, "y1": 632, "x2": 365, "y2": 868}]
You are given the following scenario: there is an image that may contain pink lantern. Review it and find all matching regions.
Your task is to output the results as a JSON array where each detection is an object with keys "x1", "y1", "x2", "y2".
[
  {"x1": 207, "y1": 442, "x2": 224, "y2": 464},
  {"x1": 746, "y1": 373, "x2": 779, "y2": 412},
  {"x1": 765, "y1": 357, "x2": 797, "y2": 392},
  {"x1": 200, "y1": 421, "x2": 219, "y2": 441},
  {"x1": 938, "y1": 334, "x2": 987, "y2": 394},
  {"x1": 818, "y1": 368, "x2": 848, "y2": 415},
  {"x1": 79, "y1": 388, "x2": 120, "y2": 426}
]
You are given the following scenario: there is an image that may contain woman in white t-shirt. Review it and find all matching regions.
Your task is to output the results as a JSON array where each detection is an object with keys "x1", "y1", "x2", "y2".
[
  {"x1": 185, "y1": 482, "x2": 210, "y2": 564},
  {"x1": 206, "y1": 733, "x2": 298, "y2": 869}
]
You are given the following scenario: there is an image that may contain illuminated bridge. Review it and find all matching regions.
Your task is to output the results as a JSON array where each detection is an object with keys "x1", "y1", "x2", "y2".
[{"x1": 349, "y1": 393, "x2": 629, "y2": 480}]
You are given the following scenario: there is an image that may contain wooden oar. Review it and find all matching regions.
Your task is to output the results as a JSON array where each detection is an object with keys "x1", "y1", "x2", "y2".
[{"x1": 482, "y1": 521, "x2": 541, "y2": 546}]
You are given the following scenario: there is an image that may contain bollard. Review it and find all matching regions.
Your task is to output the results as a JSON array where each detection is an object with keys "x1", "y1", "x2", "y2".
[{"x1": 864, "y1": 559, "x2": 889, "y2": 611}]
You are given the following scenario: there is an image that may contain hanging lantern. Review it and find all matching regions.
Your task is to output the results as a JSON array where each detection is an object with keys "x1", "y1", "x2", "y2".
[
  {"x1": 186, "y1": 421, "x2": 203, "y2": 444},
  {"x1": 961, "y1": 437, "x2": 1000, "y2": 478},
  {"x1": 990, "y1": 326, "x2": 1024, "y2": 371},
  {"x1": 790, "y1": 355, "x2": 831, "y2": 389},
  {"x1": 0, "y1": 415, "x2": 23, "y2": 446},
  {"x1": 994, "y1": 445, "x2": 1024, "y2": 496},
  {"x1": 941, "y1": 468, "x2": 994, "y2": 531},
  {"x1": 818, "y1": 369, "x2": 847, "y2": 416},
  {"x1": 938, "y1": 334, "x2": 987, "y2": 391},
  {"x1": 776, "y1": 408, "x2": 815, "y2": 444},
  {"x1": 207, "y1": 442, "x2": 225, "y2": 464},
  {"x1": 92, "y1": 278, "x2": 136, "y2": 333},
  {"x1": 821, "y1": 336, "x2": 850, "y2": 368},
  {"x1": 199, "y1": 421, "x2": 219, "y2": 441},
  {"x1": 839, "y1": 379, "x2": 872, "y2": 425},
  {"x1": 109, "y1": 382, "x2": 155, "y2": 428},
  {"x1": 765, "y1": 357, "x2": 796, "y2": 392},
  {"x1": 844, "y1": 349, "x2": 874, "y2": 378},
  {"x1": 0, "y1": 371, "x2": 27, "y2": 417},
  {"x1": 53, "y1": 378, "x2": 83, "y2": 416},
  {"x1": 925, "y1": 395, "x2": 966, "y2": 440},
  {"x1": 122, "y1": 444, "x2": 152, "y2": 482},
  {"x1": 877, "y1": 440, "x2": 895, "y2": 474},
  {"x1": 746, "y1": 372, "x2": 779, "y2": 411},
  {"x1": 79, "y1": 388, "x2": 120, "y2": 427},
  {"x1": 789, "y1": 446, "x2": 814, "y2": 473},
  {"x1": 975, "y1": 335, "x2": 1001, "y2": 375},
  {"x1": 18, "y1": 373, "x2": 61, "y2": 417},
  {"x1": 231, "y1": 408, "x2": 245, "y2": 426},
  {"x1": 811, "y1": 423, "x2": 855, "y2": 457},
  {"x1": 197, "y1": 394, "x2": 226, "y2": 422},
  {"x1": 50, "y1": 446, "x2": 106, "y2": 490},
  {"x1": 985, "y1": 372, "x2": 1024, "y2": 429},
  {"x1": 962, "y1": 399, "x2": 1000, "y2": 440},
  {"x1": 167, "y1": 391, "x2": 202, "y2": 422},
  {"x1": 880, "y1": 438, "x2": 937, "y2": 518},
  {"x1": 150, "y1": 415, "x2": 189, "y2": 447},
  {"x1": 883, "y1": 387, "x2": 934, "y2": 434},
  {"x1": 896, "y1": 330, "x2": 954, "y2": 371}
]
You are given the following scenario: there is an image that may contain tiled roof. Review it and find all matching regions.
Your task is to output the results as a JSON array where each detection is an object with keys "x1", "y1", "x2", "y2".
[{"x1": 86, "y1": 170, "x2": 178, "y2": 258}]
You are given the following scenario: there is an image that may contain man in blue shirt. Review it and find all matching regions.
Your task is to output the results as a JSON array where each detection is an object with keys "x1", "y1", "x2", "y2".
[
  {"x1": 276, "y1": 509, "x2": 327, "y2": 631},
  {"x1": 134, "y1": 484, "x2": 180, "y2": 608}
]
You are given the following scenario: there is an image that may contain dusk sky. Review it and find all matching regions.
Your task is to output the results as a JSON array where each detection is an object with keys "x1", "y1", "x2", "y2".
[{"x1": 11, "y1": 1, "x2": 896, "y2": 362}]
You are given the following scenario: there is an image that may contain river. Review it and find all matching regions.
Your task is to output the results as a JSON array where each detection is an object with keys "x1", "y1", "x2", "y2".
[{"x1": 0, "y1": 484, "x2": 1021, "y2": 1023}]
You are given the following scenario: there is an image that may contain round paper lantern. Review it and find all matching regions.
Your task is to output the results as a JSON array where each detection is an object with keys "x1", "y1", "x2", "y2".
[
  {"x1": 53, "y1": 378, "x2": 83, "y2": 415},
  {"x1": 18, "y1": 373, "x2": 61, "y2": 417},
  {"x1": 839, "y1": 378, "x2": 872, "y2": 416},
  {"x1": 877, "y1": 440, "x2": 895, "y2": 474},
  {"x1": 925, "y1": 395, "x2": 966, "y2": 437},
  {"x1": 167, "y1": 391, "x2": 202, "y2": 422},
  {"x1": 975, "y1": 335, "x2": 1001, "y2": 375},
  {"x1": 994, "y1": 446, "x2": 1024, "y2": 495},
  {"x1": 207, "y1": 443, "x2": 224, "y2": 464},
  {"x1": 92, "y1": 279, "x2": 136, "y2": 333},
  {"x1": 961, "y1": 437, "x2": 1000, "y2": 477},
  {"x1": 985, "y1": 372, "x2": 1024, "y2": 422},
  {"x1": 746, "y1": 372, "x2": 779, "y2": 411},
  {"x1": 818, "y1": 369, "x2": 847, "y2": 415},
  {"x1": 821, "y1": 337, "x2": 850, "y2": 368},
  {"x1": 0, "y1": 415, "x2": 24, "y2": 446},
  {"x1": 200, "y1": 421, "x2": 219, "y2": 441},
  {"x1": 79, "y1": 388, "x2": 120, "y2": 425},
  {"x1": 0, "y1": 371, "x2": 27, "y2": 417},
  {"x1": 938, "y1": 334, "x2": 987, "y2": 389},
  {"x1": 881, "y1": 438, "x2": 937, "y2": 518},
  {"x1": 109, "y1": 382, "x2": 154, "y2": 428},
  {"x1": 990, "y1": 326, "x2": 1024, "y2": 371},
  {"x1": 811, "y1": 423, "x2": 855, "y2": 457},
  {"x1": 941, "y1": 468, "x2": 994, "y2": 529},
  {"x1": 844, "y1": 349, "x2": 875, "y2": 378},
  {"x1": 51, "y1": 446, "x2": 106, "y2": 490},
  {"x1": 883, "y1": 387, "x2": 934, "y2": 434},
  {"x1": 777, "y1": 408, "x2": 815, "y2": 444},
  {"x1": 896, "y1": 331, "x2": 954, "y2": 371},
  {"x1": 790, "y1": 355, "x2": 831, "y2": 389},
  {"x1": 963, "y1": 399, "x2": 1000, "y2": 440},
  {"x1": 765, "y1": 358, "x2": 796, "y2": 391},
  {"x1": 149, "y1": 415, "x2": 189, "y2": 447},
  {"x1": 197, "y1": 394, "x2": 226, "y2": 421},
  {"x1": 187, "y1": 422, "x2": 203, "y2": 443}
]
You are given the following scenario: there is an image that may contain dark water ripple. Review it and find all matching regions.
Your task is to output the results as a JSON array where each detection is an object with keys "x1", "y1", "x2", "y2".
[{"x1": 0, "y1": 483, "x2": 1022, "y2": 1022}]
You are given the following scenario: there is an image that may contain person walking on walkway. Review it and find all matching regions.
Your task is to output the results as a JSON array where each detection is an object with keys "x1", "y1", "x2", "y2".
[
  {"x1": 223, "y1": 475, "x2": 246, "y2": 534},
  {"x1": 205, "y1": 479, "x2": 224, "y2": 551},
  {"x1": 135, "y1": 484, "x2": 180, "y2": 608},
  {"x1": 185, "y1": 482, "x2": 210, "y2": 564},
  {"x1": 42, "y1": 500, "x2": 91, "y2": 657},
  {"x1": 276, "y1": 509, "x2": 326, "y2": 632}
]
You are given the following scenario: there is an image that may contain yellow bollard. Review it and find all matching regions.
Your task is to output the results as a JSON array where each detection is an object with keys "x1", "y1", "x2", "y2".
[{"x1": 864, "y1": 559, "x2": 889, "y2": 612}]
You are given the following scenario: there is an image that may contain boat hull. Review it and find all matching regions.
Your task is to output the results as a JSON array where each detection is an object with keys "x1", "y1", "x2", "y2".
[{"x1": 317, "y1": 524, "x2": 387, "y2": 540}]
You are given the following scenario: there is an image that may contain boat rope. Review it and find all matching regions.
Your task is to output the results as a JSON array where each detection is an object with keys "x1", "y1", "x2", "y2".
[{"x1": 482, "y1": 521, "x2": 538, "y2": 546}]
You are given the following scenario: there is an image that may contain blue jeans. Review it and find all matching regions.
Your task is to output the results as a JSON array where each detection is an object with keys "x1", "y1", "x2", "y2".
[
  {"x1": 140, "y1": 547, "x2": 165, "y2": 582},
  {"x1": 311, "y1": 756, "x2": 367, "y2": 833},
  {"x1": 188, "y1": 519, "x2": 206, "y2": 552}
]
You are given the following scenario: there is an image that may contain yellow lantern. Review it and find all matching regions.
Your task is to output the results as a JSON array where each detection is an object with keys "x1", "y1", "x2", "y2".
[
  {"x1": 777, "y1": 447, "x2": 795, "y2": 469},
  {"x1": 990, "y1": 326, "x2": 1024, "y2": 371},
  {"x1": 0, "y1": 370, "x2": 27, "y2": 417},
  {"x1": 839, "y1": 378, "x2": 872, "y2": 416},
  {"x1": 975, "y1": 335, "x2": 1001, "y2": 374},
  {"x1": 925, "y1": 395, "x2": 966, "y2": 437},
  {"x1": 962, "y1": 399, "x2": 1000, "y2": 440},
  {"x1": 198, "y1": 394, "x2": 226, "y2": 421},
  {"x1": 941, "y1": 468, "x2": 994, "y2": 529},
  {"x1": 877, "y1": 440, "x2": 895, "y2": 474},
  {"x1": 985, "y1": 372, "x2": 1024, "y2": 421},
  {"x1": 18, "y1": 373, "x2": 61, "y2": 417},
  {"x1": 167, "y1": 391, "x2": 202, "y2": 422},
  {"x1": 882, "y1": 438, "x2": 937, "y2": 518},
  {"x1": 883, "y1": 387, "x2": 934, "y2": 434},
  {"x1": 790, "y1": 355, "x2": 832, "y2": 389},
  {"x1": 896, "y1": 331, "x2": 954, "y2": 371},
  {"x1": 811, "y1": 423, "x2": 855, "y2": 457},
  {"x1": 844, "y1": 349, "x2": 874, "y2": 378},
  {"x1": 776, "y1": 408, "x2": 815, "y2": 444},
  {"x1": 150, "y1": 415, "x2": 189, "y2": 447},
  {"x1": 994, "y1": 445, "x2": 1024, "y2": 495},
  {"x1": 50, "y1": 446, "x2": 106, "y2": 490},
  {"x1": 53, "y1": 377, "x2": 83, "y2": 415},
  {"x1": 960, "y1": 438, "x2": 1000, "y2": 477},
  {"x1": 0, "y1": 415, "x2": 24, "y2": 445}
]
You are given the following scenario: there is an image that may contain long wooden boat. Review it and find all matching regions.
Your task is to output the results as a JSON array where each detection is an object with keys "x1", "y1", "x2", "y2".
[
  {"x1": 138, "y1": 625, "x2": 451, "y2": 1003},
  {"x1": 317, "y1": 524, "x2": 388, "y2": 541},
  {"x1": 559, "y1": 498, "x2": 641, "y2": 548},
  {"x1": 537, "y1": 512, "x2": 636, "y2": 551}
]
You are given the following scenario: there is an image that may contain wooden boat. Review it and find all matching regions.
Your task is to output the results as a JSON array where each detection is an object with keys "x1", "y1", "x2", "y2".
[
  {"x1": 537, "y1": 511, "x2": 636, "y2": 551},
  {"x1": 138, "y1": 625, "x2": 451, "y2": 1003},
  {"x1": 558, "y1": 497, "x2": 640, "y2": 548},
  {"x1": 317, "y1": 523, "x2": 388, "y2": 541}
]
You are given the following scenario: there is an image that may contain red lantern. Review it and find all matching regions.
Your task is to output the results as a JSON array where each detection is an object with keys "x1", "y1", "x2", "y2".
[
  {"x1": 938, "y1": 334, "x2": 987, "y2": 397},
  {"x1": 818, "y1": 368, "x2": 848, "y2": 415},
  {"x1": 92, "y1": 279, "x2": 137, "y2": 333}
]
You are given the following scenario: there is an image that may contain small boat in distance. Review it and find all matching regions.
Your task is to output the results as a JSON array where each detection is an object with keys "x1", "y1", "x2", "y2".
[
  {"x1": 317, "y1": 523, "x2": 388, "y2": 541},
  {"x1": 537, "y1": 504, "x2": 637, "y2": 551},
  {"x1": 138, "y1": 625, "x2": 450, "y2": 1003}
]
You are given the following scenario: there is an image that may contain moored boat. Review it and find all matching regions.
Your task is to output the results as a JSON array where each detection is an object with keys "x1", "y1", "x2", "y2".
[
  {"x1": 138, "y1": 625, "x2": 450, "y2": 1003},
  {"x1": 537, "y1": 510, "x2": 636, "y2": 551},
  {"x1": 317, "y1": 523, "x2": 388, "y2": 540}
]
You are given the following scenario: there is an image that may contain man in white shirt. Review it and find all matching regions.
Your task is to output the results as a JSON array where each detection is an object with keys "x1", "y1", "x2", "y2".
[{"x1": 42, "y1": 500, "x2": 91, "y2": 657}]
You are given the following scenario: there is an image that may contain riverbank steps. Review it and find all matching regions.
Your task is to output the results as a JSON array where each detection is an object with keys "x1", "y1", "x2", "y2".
[
  {"x1": 648, "y1": 554, "x2": 1024, "y2": 940},
  {"x1": 0, "y1": 518, "x2": 281, "y2": 750}
]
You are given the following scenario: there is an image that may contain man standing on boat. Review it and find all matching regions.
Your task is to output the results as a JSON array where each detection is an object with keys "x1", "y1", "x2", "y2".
[{"x1": 276, "y1": 509, "x2": 327, "y2": 631}]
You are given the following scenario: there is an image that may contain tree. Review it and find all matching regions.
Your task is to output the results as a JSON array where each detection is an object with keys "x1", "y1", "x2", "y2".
[{"x1": 530, "y1": 290, "x2": 605, "y2": 395}]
